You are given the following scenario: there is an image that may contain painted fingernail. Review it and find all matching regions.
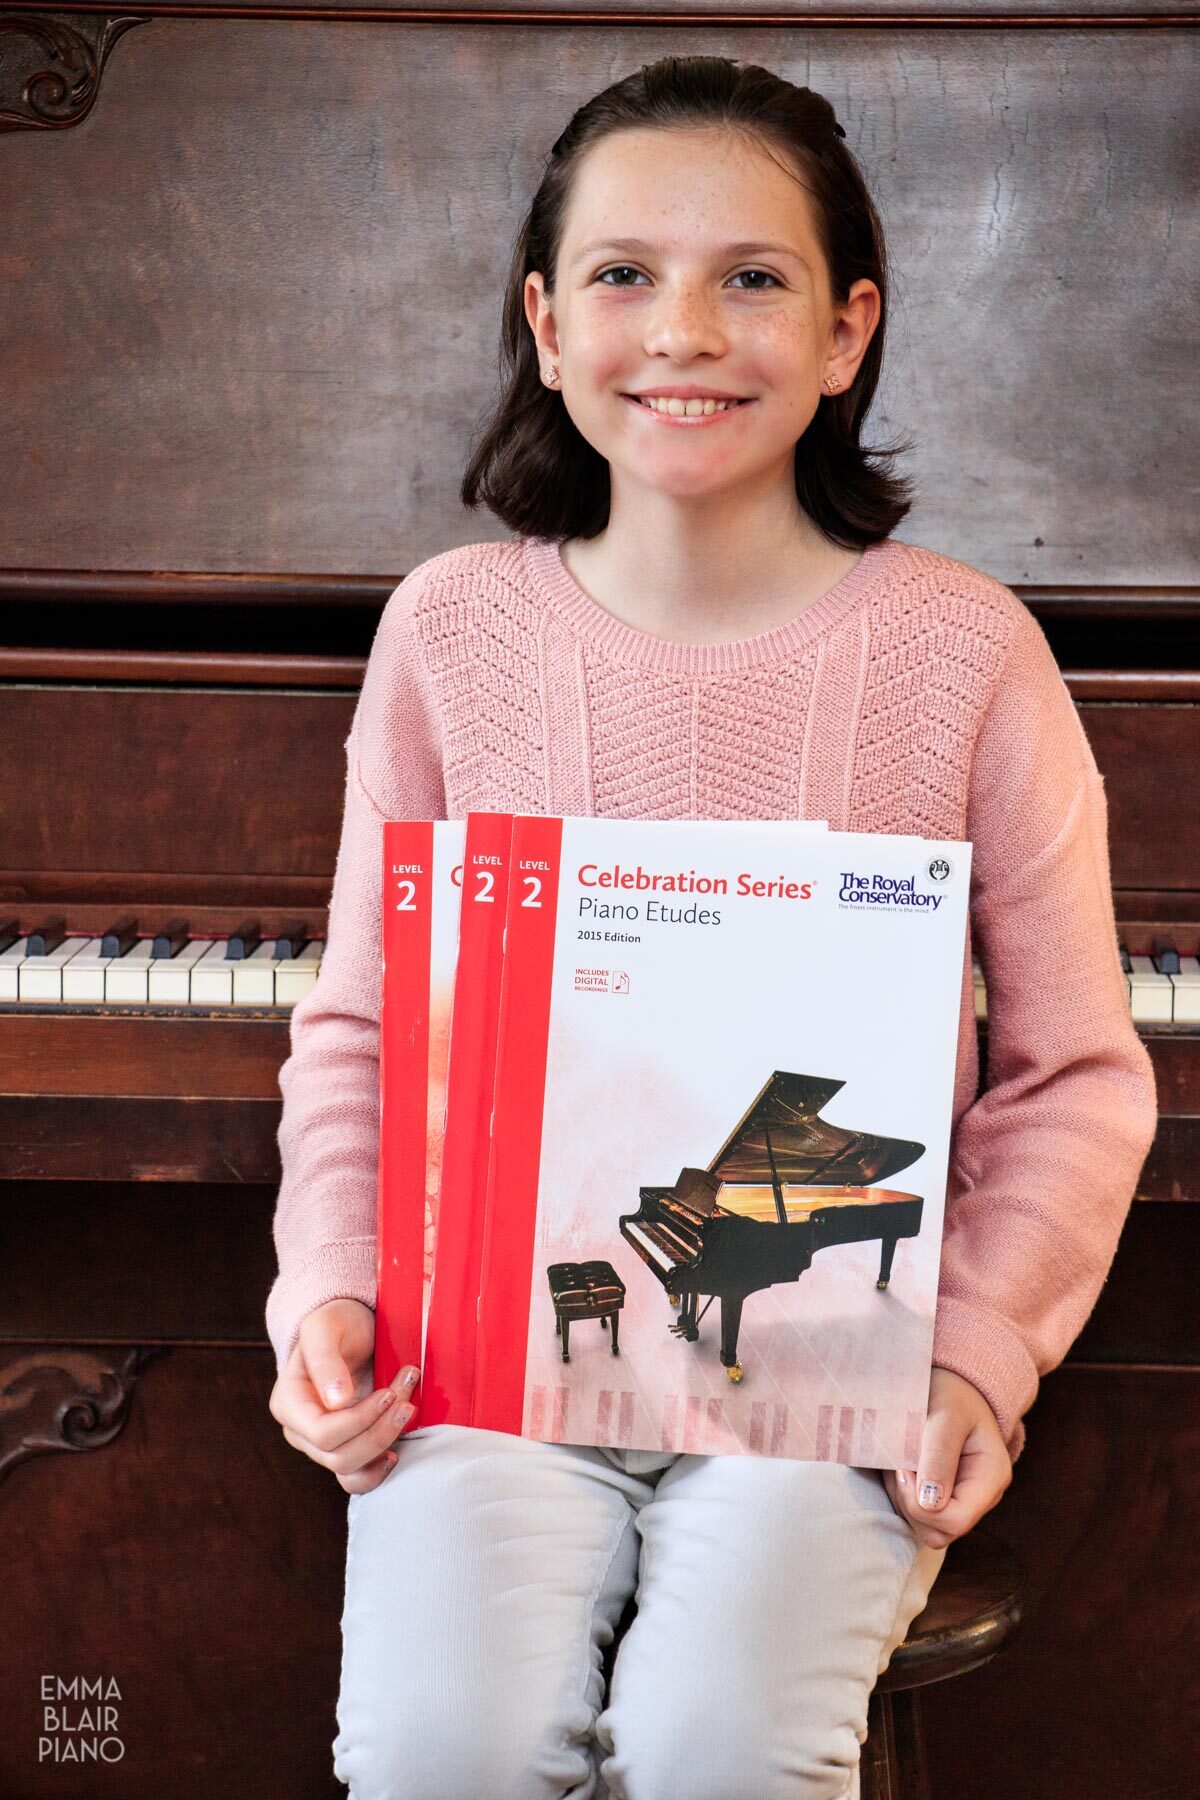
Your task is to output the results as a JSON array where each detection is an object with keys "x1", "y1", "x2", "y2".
[
  {"x1": 399, "y1": 1366, "x2": 420, "y2": 1391},
  {"x1": 919, "y1": 1481, "x2": 945, "y2": 1510},
  {"x1": 381, "y1": 1453, "x2": 397, "y2": 1474},
  {"x1": 377, "y1": 1390, "x2": 396, "y2": 1411},
  {"x1": 392, "y1": 1403, "x2": 414, "y2": 1429}
]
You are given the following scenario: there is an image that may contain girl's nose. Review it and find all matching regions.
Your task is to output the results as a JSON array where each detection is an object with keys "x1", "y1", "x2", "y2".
[{"x1": 643, "y1": 289, "x2": 726, "y2": 356}]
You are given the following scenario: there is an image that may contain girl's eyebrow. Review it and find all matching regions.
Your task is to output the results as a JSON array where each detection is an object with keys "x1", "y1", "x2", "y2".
[{"x1": 571, "y1": 236, "x2": 809, "y2": 270}]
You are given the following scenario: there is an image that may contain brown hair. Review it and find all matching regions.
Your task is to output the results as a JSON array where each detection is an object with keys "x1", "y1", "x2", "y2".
[{"x1": 460, "y1": 54, "x2": 915, "y2": 550}]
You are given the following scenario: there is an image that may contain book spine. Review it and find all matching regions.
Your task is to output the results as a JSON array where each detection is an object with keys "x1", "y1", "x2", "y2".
[
  {"x1": 374, "y1": 821, "x2": 435, "y2": 1393},
  {"x1": 471, "y1": 815, "x2": 564, "y2": 1434},
  {"x1": 421, "y1": 811, "x2": 513, "y2": 1426}
]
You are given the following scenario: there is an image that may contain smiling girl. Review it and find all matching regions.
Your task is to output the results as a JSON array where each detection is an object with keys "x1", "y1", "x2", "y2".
[{"x1": 266, "y1": 55, "x2": 1157, "y2": 1800}]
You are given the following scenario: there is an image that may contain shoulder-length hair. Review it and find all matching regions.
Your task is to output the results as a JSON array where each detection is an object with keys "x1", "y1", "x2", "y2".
[{"x1": 461, "y1": 54, "x2": 915, "y2": 550}]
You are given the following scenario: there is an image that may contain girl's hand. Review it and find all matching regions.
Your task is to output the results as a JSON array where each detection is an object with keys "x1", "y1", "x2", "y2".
[
  {"x1": 267, "y1": 1298, "x2": 421, "y2": 1494},
  {"x1": 882, "y1": 1366, "x2": 1012, "y2": 1550}
]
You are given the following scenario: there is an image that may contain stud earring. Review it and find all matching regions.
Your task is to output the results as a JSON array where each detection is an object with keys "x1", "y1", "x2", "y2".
[
  {"x1": 824, "y1": 374, "x2": 841, "y2": 393},
  {"x1": 543, "y1": 366, "x2": 560, "y2": 386}
]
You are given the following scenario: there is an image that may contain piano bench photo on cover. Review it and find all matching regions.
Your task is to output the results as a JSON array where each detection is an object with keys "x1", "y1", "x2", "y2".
[{"x1": 546, "y1": 1261, "x2": 627, "y2": 1363}]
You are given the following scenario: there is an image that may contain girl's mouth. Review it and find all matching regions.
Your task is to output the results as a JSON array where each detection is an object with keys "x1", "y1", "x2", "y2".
[{"x1": 621, "y1": 394, "x2": 755, "y2": 426}]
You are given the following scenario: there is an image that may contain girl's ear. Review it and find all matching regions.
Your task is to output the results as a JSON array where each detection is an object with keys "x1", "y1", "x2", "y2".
[
  {"x1": 524, "y1": 271, "x2": 560, "y2": 361},
  {"x1": 523, "y1": 271, "x2": 546, "y2": 335}
]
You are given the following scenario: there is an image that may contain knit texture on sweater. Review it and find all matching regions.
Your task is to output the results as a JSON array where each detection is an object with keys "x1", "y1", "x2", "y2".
[{"x1": 265, "y1": 534, "x2": 1158, "y2": 1464}]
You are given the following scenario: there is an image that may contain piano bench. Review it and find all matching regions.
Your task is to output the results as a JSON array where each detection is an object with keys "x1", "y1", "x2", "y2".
[
  {"x1": 546, "y1": 1260, "x2": 627, "y2": 1364},
  {"x1": 601, "y1": 1526, "x2": 1024, "y2": 1800}
]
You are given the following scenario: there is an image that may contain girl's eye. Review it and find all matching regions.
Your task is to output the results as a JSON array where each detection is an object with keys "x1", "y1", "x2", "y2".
[
  {"x1": 594, "y1": 266, "x2": 781, "y2": 291},
  {"x1": 729, "y1": 269, "x2": 781, "y2": 291}
]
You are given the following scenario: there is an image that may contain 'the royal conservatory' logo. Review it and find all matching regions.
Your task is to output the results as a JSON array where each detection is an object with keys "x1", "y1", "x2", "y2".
[{"x1": 838, "y1": 858, "x2": 954, "y2": 912}]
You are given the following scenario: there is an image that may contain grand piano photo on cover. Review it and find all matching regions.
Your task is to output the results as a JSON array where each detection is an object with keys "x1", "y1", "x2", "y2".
[{"x1": 618, "y1": 1070, "x2": 925, "y2": 1383}]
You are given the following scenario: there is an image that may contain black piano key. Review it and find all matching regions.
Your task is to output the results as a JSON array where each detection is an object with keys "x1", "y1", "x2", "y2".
[
  {"x1": 224, "y1": 920, "x2": 261, "y2": 962},
  {"x1": 100, "y1": 917, "x2": 139, "y2": 960},
  {"x1": 151, "y1": 920, "x2": 190, "y2": 960},
  {"x1": 26, "y1": 917, "x2": 66, "y2": 957},
  {"x1": 1156, "y1": 947, "x2": 1182, "y2": 976},
  {"x1": 273, "y1": 919, "x2": 307, "y2": 961},
  {"x1": 0, "y1": 919, "x2": 18, "y2": 956}
]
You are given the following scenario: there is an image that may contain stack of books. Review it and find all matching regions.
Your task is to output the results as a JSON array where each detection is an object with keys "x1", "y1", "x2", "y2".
[{"x1": 376, "y1": 813, "x2": 971, "y2": 1469}]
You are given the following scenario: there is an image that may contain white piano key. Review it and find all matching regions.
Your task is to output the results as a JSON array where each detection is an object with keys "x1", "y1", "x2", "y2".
[
  {"x1": 19, "y1": 936, "x2": 91, "y2": 1002},
  {"x1": 1128, "y1": 953, "x2": 1174, "y2": 1024},
  {"x1": 147, "y1": 938, "x2": 207, "y2": 1004},
  {"x1": 623, "y1": 1220, "x2": 675, "y2": 1275},
  {"x1": 61, "y1": 937, "x2": 113, "y2": 1002},
  {"x1": 232, "y1": 939, "x2": 282, "y2": 1007},
  {"x1": 104, "y1": 939, "x2": 156, "y2": 1004},
  {"x1": 274, "y1": 940, "x2": 322, "y2": 1007},
  {"x1": 0, "y1": 937, "x2": 30, "y2": 1001},
  {"x1": 190, "y1": 938, "x2": 235, "y2": 1006},
  {"x1": 1169, "y1": 955, "x2": 1200, "y2": 1024},
  {"x1": 971, "y1": 957, "x2": 987, "y2": 1022}
]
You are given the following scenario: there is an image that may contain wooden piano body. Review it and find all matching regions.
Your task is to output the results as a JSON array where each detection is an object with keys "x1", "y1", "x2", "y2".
[{"x1": 2, "y1": 570, "x2": 1194, "y2": 1794}]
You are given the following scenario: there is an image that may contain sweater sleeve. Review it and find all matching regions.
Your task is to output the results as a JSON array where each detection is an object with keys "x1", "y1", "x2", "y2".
[
  {"x1": 264, "y1": 566, "x2": 446, "y2": 1376},
  {"x1": 931, "y1": 599, "x2": 1158, "y2": 1461}
]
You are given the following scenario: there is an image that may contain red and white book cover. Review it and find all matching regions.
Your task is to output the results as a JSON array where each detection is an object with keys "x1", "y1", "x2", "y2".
[
  {"x1": 420, "y1": 811, "x2": 514, "y2": 1427},
  {"x1": 417, "y1": 816, "x2": 826, "y2": 1424},
  {"x1": 470, "y1": 815, "x2": 971, "y2": 1468},
  {"x1": 459, "y1": 817, "x2": 830, "y2": 1431},
  {"x1": 375, "y1": 818, "x2": 466, "y2": 1393}
]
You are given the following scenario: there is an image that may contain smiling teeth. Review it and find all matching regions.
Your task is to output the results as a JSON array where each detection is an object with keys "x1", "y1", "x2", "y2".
[{"x1": 637, "y1": 395, "x2": 741, "y2": 416}]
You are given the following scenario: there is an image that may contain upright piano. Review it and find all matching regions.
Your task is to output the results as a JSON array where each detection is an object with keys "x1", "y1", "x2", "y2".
[{"x1": 0, "y1": 566, "x2": 1196, "y2": 1798}]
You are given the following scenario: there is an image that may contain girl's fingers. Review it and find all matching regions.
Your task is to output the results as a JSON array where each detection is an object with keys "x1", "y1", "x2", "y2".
[
  {"x1": 888, "y1": 1459, "x2": 1005, "y2": 1546},
  {"x1": 296, "y1": 1401, "x2": 417, "y2": 1477},
  {"x1": 272, "y1": 1366, "x2": 371, "y2": 1440},
  {"x1": 337, "y1": 1450, "x2": 398, "y2": 1495},
  {"x1": 888, "y1": 1468, "x2": 953, "y2": 1544},
  {"x1": 276, "y1": 1363, "x2": 420, "y2": 1452},
  {"x1": 303, "y1": 1384, "x2": 410, "y2": 1455}
]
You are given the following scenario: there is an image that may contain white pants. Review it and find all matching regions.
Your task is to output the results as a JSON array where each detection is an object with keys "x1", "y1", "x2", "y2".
[{"x1": 331, "y1": 1425, "x2": 945, "y2": 1800}]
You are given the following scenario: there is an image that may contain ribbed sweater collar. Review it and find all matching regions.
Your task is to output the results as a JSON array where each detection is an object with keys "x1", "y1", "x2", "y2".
[{"x1": 521, "y1": 533, "x2": 905, "y2": 676}]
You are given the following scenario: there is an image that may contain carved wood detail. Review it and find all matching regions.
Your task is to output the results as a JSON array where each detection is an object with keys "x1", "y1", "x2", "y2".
[
  {"x1": 0, "y1": 1343, "x2": 166, "y2": 1482},
  {"x1": 0, "y1": 13, "x2": 149, "y2": 134}
]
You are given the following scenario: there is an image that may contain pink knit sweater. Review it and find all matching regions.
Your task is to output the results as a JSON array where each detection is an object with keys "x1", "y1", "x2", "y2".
[{"x1": 265, "y1": 533, "x2": 1158, "y2": 1464}]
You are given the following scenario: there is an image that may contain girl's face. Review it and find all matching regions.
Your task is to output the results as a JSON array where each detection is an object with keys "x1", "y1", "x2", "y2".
[{"x1": 525, "y1": 126, "x2": 880, "y2": 509}]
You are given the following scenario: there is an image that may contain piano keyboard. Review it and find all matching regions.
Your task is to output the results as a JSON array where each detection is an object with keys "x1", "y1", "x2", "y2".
[
  {"x1": 621, "y1": 1219, "x2": 678, "y2": 1275},
  {"x1": 972, "y1": 951, "x2": 1200, "y2": 1025},
  {"x1": 1, "y1": 927, "x2": 1194, "y2": 1022},
  {"x1": 0, "y1": 923, "x2": 323, "y2": 1007}
]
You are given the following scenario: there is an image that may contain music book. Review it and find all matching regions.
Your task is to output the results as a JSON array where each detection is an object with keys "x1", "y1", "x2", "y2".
[
  {"x1": 419, "y1": 811, "x2": 513, "y2": 1426},
  {"x1": 377, "y1": 813, "x2": 816, "y2": 1389},
  {"x1": 463, "y1": 815, "x2": 971, "y2": 1468},
  {"x1": 413, "y1": 813, "x2": 827, "y2": 1418},
  {"x1": 374, "y1": 818, "x2": 465, "y2": 1392}
]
